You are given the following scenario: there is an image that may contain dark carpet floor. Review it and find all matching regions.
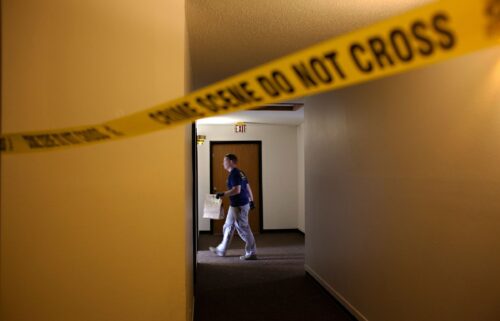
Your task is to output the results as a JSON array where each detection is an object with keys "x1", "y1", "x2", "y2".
[{"x1": 194, "y1": 232, "x2": 357, "y2": 321}]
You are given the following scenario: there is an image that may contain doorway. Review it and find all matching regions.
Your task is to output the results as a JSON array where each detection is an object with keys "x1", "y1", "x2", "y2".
[{"x1": 209, "y1": 141, "x2": 263, "y2": 234}]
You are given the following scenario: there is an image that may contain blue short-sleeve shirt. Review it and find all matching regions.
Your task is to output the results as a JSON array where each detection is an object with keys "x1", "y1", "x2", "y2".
[{"x1": 227, "y1": 168, "x2": 250, "y2": 207}]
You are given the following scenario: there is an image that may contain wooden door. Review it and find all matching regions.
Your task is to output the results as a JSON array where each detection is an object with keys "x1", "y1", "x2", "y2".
[{"x1": 211, "y1": 142, "x2": 261, "y2": 235}]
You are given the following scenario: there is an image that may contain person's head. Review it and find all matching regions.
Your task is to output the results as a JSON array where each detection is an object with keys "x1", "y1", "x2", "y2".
[{"x1": 223, "y1": 153, "x2": 238, "y2": 171}]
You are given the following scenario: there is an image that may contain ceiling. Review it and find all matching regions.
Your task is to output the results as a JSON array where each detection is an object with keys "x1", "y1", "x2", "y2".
[{"x1": 187, "y1": 0, "x2": 431, "y2": 125}]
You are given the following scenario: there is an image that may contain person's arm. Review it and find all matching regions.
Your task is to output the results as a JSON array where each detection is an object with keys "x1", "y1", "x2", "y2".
[
  {"x1": 216, "y1": 185, "x2": 240, "y2": 198},
  {"x1": 247, "y1": 183, "x2": 254, "y2": 202},
  {"x1": 217, "y1": 170, "x2": 243, "y2": 198},
  {"x1": 247, "y1": 184, "x2": 255, "y2": 209},
  {"x1": 224, "y1": 185, "x2": 241, "y2": 196}
]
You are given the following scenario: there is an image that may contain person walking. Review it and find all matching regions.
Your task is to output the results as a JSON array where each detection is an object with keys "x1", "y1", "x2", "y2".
[{"x1": 209, "y1": 153, "x2": 257, "y2": 260}]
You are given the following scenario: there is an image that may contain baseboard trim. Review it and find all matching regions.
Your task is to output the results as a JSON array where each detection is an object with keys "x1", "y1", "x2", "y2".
[
  {"x1": 304, "y1": 264, "x2": 368, "y2": 321},
  {"x1": 200, "y1": 228, "x2": 304, "y2": 235},
  {"x1": 262, "y1": 228, "x2": 304, "y2": 234}
]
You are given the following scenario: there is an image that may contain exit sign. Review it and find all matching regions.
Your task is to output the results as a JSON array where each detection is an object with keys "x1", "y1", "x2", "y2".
[{"x1": 235, "y1": 122, "x2": 246, "y2": 133}]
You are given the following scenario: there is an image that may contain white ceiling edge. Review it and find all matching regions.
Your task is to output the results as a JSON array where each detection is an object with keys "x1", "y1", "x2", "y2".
[
  {"x1": 196, "y1": 109, "x2": 304, "y2": 126},
  {"x1": 196, "y1": 99, "x2": 305, "y2": 126}
]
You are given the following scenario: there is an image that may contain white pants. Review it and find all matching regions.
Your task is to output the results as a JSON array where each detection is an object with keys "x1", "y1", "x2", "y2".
[{"x1": 216, "y1": 204, "x2": 257, "y2": 256}]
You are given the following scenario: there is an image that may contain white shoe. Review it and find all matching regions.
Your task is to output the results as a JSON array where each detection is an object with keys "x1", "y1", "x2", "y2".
[
  {"x1": 240, "y1": 254, "x2": 257, "y2": 260},
  {"x1": 209, "y1": 246, "x2": 226, "y2": 257}
]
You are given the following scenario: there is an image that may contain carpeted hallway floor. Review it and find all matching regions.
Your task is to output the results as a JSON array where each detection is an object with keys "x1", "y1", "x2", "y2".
[{"x1": 194, "y1": 232, "x2": 357, "y2": 321}]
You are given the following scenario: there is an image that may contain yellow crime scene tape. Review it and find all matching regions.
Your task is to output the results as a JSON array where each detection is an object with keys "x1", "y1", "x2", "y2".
[{"x1": 1, "y1": 0, "x2": 499, "y2": 154}]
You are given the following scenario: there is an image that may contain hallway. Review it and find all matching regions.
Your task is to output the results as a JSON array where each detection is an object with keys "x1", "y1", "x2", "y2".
[{"x1": 195, "y1": 233, "x2": 356, "y2": 321}]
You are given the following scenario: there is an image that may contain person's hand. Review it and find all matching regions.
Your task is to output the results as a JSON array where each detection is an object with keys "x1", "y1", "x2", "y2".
[
  {"x1": 216, "y1": 192, "x2": 225, "y2": 199},
  {"x1": 249, "y1": 201, "x2": 255, "y2": 210}
]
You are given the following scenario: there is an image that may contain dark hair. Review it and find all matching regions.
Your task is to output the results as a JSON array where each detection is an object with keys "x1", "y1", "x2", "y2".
[{"x1": 225, "y1": 153, "x2": 238, "y2": 163}]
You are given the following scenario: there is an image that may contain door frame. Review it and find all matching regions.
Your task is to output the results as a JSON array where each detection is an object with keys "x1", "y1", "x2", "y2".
[
  {"x1": 209, "y1": 141, "x2": 264, "y2": 234},
  {"x1": 191, "y1": 123, "x2": 198, "y2": 286}
]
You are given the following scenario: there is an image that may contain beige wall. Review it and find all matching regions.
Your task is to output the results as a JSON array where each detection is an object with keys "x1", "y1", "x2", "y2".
[
  {"x1": 305, "y1": 47, "x2": 500, "y2": 321},
  {"x1": 1, "y1": 1, "x2": 192, "y2": 320},
  {"x1": 297, "y1": 123, "x2": 305, "y2": 233}
]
